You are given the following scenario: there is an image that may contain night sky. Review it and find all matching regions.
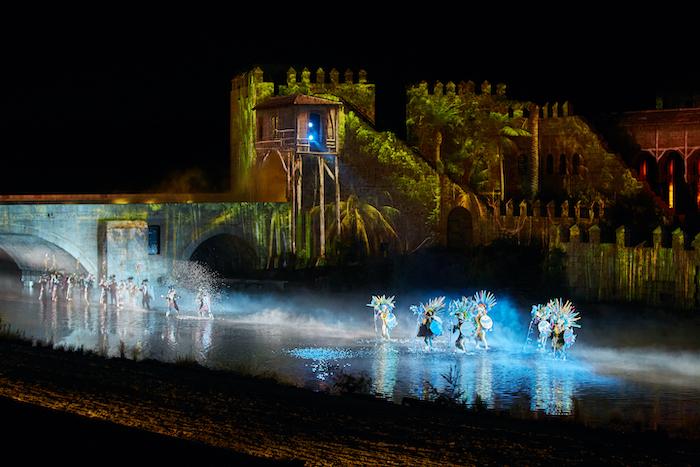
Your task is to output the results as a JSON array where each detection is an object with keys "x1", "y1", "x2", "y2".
[{"x1": 2, "y1": 24, "x2": 698, "y2": 195}]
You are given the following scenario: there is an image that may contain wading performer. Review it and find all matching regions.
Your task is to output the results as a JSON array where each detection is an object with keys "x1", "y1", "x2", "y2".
[
  {"x1": 197, "y1": 287, "x2": 213, "y2": 318},
  {"x1": 164, "y1": 286, "x2": 180, "y2": 317},
  {"x1": 140, "y1": 279, "x2": 152, "y2": 310},
  {"x1": 411, "y1": 296, "x2": 445, "y2": 351},
  {"x1": 547, "y1": 298, "x2": 580, "y2": 360},
  {"x1": 367, "y1": 295, "x2": 397, "y2": 339},
  {"x1": 449, "y1": 296, "x2": 472, "y2": 352},
  {"x1": 468, "y1": 290, "x2": 496, "y2": 350},
  {"x1": 525, "y1": 303, "x2": 553, "y2": 352},
  {"x1": 98, "y1": 275, "x2": 108, "y2": 305}
]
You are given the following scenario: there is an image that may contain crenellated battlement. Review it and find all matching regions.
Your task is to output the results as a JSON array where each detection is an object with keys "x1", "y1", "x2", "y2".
[
  {"x1": 410, "y1": 80, "x2": 573, "y2": 119},
  {"x1": 245, "y1": 66, "x2": 376, "y2": 124},
  {"x1": 254, "y1": 66, "x2": 372, "y2": 86},
  {"x1": 495, "y1": 198, "x2": 604, "y2": 221}
]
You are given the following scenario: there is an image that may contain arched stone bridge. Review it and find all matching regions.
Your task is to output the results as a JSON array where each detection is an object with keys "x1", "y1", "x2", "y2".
[{"x1": 0, "y1": 194, "x2": 290, "y2": 283}]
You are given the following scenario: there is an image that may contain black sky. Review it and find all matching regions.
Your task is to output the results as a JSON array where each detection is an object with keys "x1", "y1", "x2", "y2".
[{"x1": 1, "y1": 23, "x2": 698, "y2": 194}]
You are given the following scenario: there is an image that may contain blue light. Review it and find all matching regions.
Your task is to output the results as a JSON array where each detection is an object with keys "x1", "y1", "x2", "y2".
[
  {"x1": 308, "y1": 122, "x2": 314, "y2": 128},
  {"x1": 309, "y1": 134, "x2": 314, "y2": 141}
]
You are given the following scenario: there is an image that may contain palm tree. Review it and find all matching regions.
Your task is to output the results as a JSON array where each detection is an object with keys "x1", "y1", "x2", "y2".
[
  {"x1": 407, "y1": 85, "x2": 464, "y2": 169},
  {"x1": 485, "y1": 111, "x2": 531, "y2": 200},
  {"x1": 311, "y1": 194, "x2": 399, "y2": 259}
]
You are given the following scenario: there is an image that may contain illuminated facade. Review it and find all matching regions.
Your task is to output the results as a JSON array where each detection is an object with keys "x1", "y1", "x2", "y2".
[{"x1": 621, "y1": 108, "x2": 700, "y2": 212}]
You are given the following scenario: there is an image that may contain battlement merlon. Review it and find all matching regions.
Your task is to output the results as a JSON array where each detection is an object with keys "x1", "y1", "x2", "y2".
[
  {"x1": 408, "y1": 80, "x2": 573, "y2": 118},
  {"x1": 233, "y1": 66, "x2": 376, "y2": 124}
]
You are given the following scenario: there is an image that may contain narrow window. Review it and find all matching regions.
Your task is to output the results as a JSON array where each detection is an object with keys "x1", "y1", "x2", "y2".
[{"x1": 148, "y1": 225, "x2": 161, "y2": 255}]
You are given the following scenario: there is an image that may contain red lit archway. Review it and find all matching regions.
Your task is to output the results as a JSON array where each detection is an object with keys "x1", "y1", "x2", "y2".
[
  {"x1": 637, "y1": 151, "x2": 659, "y2": 193},
  {"x1": 659, "y1": 151, "x2": 684, "y2": 209}
]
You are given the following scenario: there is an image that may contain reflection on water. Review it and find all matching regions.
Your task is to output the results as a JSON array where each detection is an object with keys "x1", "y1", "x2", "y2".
[
  {"x1": 287, "y1": 347, "x2": 355, "y2": 380},
  {"x1": 371, "y1": 342, "x2": 398, "y2": 399},
  {"x1": 532, "y1": 359, "x2": 574, "y2": 415},
  {"x1": 2, "y1": 292, "x2": 700, "y2": 432}
]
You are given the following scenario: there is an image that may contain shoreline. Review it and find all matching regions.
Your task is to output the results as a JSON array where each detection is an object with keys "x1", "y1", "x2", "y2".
[{"x1": 0, "y1": 336, "x2": 698, "y2": 465}]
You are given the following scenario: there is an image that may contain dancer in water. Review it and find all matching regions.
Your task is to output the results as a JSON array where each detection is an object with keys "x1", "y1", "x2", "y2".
[
  {"x1": 50, "y1": 272, "x2": 60, "y2": 302},
  {"x1": 140, "y1": 279, "x2": 152, "y2": 310},
  {"x1": 367, "y1": 295, "x2": 397, "y2": 339},
  {"x1": 117, "y1": 279, "x2": 127, "y2": 309},
  {"x1": 526, "y1": 303, "x2": 553, "y2": 352},
  {"x1": 82, "y1": 273, "x2": 94, "y2": 304},
  {"x1": 127, "y1": 277, "x2": 138, "y2": 308},
  {"x1": 37, "y1": 273, "x2": 48, "y2": 301},
  {"x1": 547, "y1": 298, "x2": 580, "y2": 360},
  {"x1": 412, "y1": 296, "x2": 445, "y2": 351},
  {"x1": 98, "y1": 276, "x2": 109, "y2": 305},
  {"x1": 65, "y1": 274, "x2": 74, "y2": 301},
  {"x1": 197, "y1": 287, "x2": 213, "y2": 318},
  {"x1": 108, "y1": 275, "x2": 118, "y2": 306},
  {"x1": 468, "y1": 290, "x2": 496, "y2": 350},
  {"x1": 164, "y1": 286, "x2": 180, "y2": 317},
  {"x1": 449, "y1": 296, "x2": 471, "y2": 352}
]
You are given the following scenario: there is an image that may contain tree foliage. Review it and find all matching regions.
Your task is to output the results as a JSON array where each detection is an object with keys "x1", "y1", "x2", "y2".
[
  {"x1": 406, "y1": 83, "x2": 530, "y2": 195},
  {"x1": 311, "y1": 193, "x2": 399, "y2": 260}
]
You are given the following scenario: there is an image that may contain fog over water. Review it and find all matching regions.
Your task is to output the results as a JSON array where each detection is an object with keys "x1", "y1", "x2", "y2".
[{"x1": 1, "y1": 271, "x2": 700, "y2": 432}]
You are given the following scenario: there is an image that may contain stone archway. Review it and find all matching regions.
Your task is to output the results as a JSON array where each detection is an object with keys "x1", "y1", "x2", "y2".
[
  {"x1": 0, "y1": 246, "x2": 22, "y2": 291},
  {"x1": 659, "y1": 151, "x2": 685, "y2": 210},
  {"x1": 0, "y1": 233, "x2": 88, "y2": 282},
  {"x1": 446, "y1": 207, "x2": 473, "y2": 250},
  {"x1": 189, "y1": 233, "x2": 259, "y2": 278},
  {"x1": 637, "y1": 151, "x2": 659, "y2": 193}
]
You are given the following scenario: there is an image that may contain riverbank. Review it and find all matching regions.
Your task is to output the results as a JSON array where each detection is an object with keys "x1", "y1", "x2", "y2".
[{"x1": 0, "y1": 337, "x2": 698, "y2": 465}]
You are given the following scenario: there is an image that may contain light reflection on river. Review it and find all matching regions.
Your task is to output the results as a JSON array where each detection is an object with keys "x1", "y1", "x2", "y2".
[{"x1": 1, "y1": 289, "x2": 700, "y2": 433}]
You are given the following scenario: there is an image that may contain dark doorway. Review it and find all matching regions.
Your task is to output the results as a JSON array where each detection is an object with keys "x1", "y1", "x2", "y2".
[
  {"x1": 446, "y1": 207, "x2": 473, "y2": 250},
  {"x1": 638, "y1": 152, "x2": 659, "y2": 194},
  {"x1": 0, "y1": 247, "x2": 22, "y2": 293},
  {"x1": 190, "y1": 234, "x2": 258, "y2": 278}
]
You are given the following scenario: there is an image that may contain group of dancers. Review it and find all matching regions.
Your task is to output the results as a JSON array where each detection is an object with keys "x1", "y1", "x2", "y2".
[
  {"x1": 525, "y1": 298, "x2": 581, "y2": 360},
  {"x1": 367, "y1": 291, "x2": 581, "y2": 359},
  {"x1": 35, "y1": 271, "x2": 212, "y2": 319},
  {"x1": 163, "y1": 285, "x2": 212, "y2": 319},
  {"x1": 36, "y1": 271, "x2": 95, "y2": 303},
  {"x1": 367, "y1": 290, "x2": 497, "y2": 352}
]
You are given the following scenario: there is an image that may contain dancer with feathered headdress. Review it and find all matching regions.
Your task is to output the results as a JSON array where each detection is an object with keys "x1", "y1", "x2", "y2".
[
  {"x1": 547, "y1": 298, "x2": 580, "y2": 360},
  {"x1": 449, "y1": 297, "x2": 473, "y2": 352},
  {"x1": 411, "y1": 296, "x2": 445, "y2": 351},
  {"x1": 527, "y1": 303, "x2": 553, "y2": 352},
  {"x1": 367, "y1": 295, "x2": 397, "y2": 339},
  {"x1": 468, "y1": 290, "x2": 497, "y2": 350}
]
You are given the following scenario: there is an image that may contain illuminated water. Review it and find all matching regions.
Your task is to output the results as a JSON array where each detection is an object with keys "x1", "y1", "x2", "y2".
[{"x1": 1, "y1": 288, "x2": 699, "y2": 433}]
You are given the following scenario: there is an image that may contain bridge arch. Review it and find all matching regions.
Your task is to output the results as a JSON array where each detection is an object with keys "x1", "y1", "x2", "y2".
[
  {"x1": 0, "y1": 223, "x2": 95, "y2": 278},
  {"x1": 0, "y1": 245, "x2": 22, "y2": 291},
  {"x1": 0, "y1": 232, "x2": 89, "y2": 281},
  {"x1": 180, "y1": 226, "x2": 261, "y2": 278}
]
